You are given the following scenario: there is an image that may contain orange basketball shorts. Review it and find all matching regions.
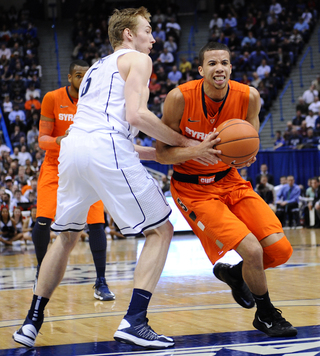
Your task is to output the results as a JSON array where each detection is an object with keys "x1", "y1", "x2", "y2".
[
  {"x1": 170, "y1": 168, "x2": 283, "y2": 264},
  {"x1": 37, "y1": 155, "x2": 104, "y2": 223}
]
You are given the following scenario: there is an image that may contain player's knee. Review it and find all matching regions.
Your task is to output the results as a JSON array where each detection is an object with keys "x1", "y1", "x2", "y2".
[
  {"x1": 145, "y1": 220, "x2": 173, "y2": 242},
  {"x1": 263, "y1": 236, "x2": 293, "y2": 269},
  {"x1": 35, "y1": 217, "x2": 52, "y2": 231}
]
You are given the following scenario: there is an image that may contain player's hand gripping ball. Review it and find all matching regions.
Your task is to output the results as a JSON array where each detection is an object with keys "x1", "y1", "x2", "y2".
[{"x1": 215, "y1": 119, "x2": 260, "y2": 167}]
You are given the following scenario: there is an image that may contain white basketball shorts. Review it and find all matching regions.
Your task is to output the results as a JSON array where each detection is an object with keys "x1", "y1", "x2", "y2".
[{"x1": 51, "y1": 128, "x2": 171, "y2": 236}]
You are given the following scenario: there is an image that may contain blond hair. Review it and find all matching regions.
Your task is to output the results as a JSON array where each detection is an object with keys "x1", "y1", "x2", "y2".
[{"x1": 108, "y1": 7, "x2": 151, "y2": 49}]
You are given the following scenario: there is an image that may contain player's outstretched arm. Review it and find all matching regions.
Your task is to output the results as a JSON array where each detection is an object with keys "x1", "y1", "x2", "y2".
[{"x1": 156, "y1": 88, "x2": 221, "y2": 166}]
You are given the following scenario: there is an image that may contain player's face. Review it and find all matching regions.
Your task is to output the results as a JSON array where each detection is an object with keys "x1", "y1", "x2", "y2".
[
  {"x1": 131, "y1": 16, "x2": 155, "y2": 54},
  {"x1": 198, "y1": 50, "x2": 232, "y2": 90},
  {"x1": 69, "y1": 65, "x2": 89, "y2": 92}
]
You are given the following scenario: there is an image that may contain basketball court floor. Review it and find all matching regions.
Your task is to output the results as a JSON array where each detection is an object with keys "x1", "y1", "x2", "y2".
[{"x1": 1, "y1": 217, "x2": 320, "y2": 356}]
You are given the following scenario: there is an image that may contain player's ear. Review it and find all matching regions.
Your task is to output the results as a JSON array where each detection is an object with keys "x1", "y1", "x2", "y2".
[
  {"x1": 198, "y1": 66, "x2": 204, "y2": 77},
  {"x1": 67, "y1": 74, "x2": 72, "y2": 83}
]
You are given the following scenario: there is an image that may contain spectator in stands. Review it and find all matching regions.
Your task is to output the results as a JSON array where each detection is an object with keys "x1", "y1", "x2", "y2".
[
  {"x1": 165, "y1": 17, "x2": 181, "y2": 43},
  {"x1": 1, "y1": 63, "x2": 13, "y2": 82},
  {"x1": 239, "y1": 167, "x2": 253, "y2": 186},
  {"x1": 312, "y1": 74, "x2": 320, "y2": 92},
  {"x1": 255, "y1": 163, "x2": 274, "y2": 185},
  {"x1": 10, "y1": 73, "x2": 26, "y2": 99},
  {"x1": 10, "y1": 125, "x2": 26, "y2": 147},
  {"x1": 276, "y1": 175, "x2": 301, "y2": 228},
  {"x1": 294, "y1": 17, "x2": 310, "y2": 42},
  {"x1": 10, "y1": 112, "x2": 27, "y2": 133},
  {"x1": 256, "y1": 59, "x2": 271, "y2": 80},
  {"x1": 163, "y1": 36, "x2": 177, "y2": 54},
  {"x1": 269, "y1": 0, "x2": 282, "y2": 15},
  {"x1": 308, "y1": 96, "x2": 320, "y2": 114},
  {"x1": 274, "y1": 176, "x2": 287, "y2": 196},
  {"x1": 302, "y1": 177, "x2": 320, "y2": 228},
  {"x1": 289, "y1": 28, "x2": 304, "y2": 55},
  {"x1": 301, "y1": 8, "x2": 313, "y2": 25},
  {"x1": 23, "y1": 176, "x2": 37, "y2": 201},
  {"x1": 274, "y1": 130, "x2": 286, "y2": 150},
  {"x1": 224, "y1": 12, "x2": 237, "y2": 31},
  {"x1": 286, "y1": 127, "x2": 303, "y2": 148},
  {"x1": 8, "y1": 104, "x2": 26, "y2": 125},
  {"x1": 152, "y1": 25, "x2": 166, "y2": 44},
  {"x1": 0, "y1": 43, "x2": 11, "y2": 60},
  {"x1": 302, "y1": 84, "x2": 318, "y2": 104},
  {"x1": 250, "y1": 72, "x2": 261, "y2": 89},
  {"x1": 209, "y1": 13, "x2": 224, "y2": 34},
  {"x1": 0, "y1": 138, "x2": 11, "y2": 155},
  {"x1": 148, "y1": 77, "x2": 162, "y2": 99},
  {"x1": 157, "y1": 48, "x2": 175, "y2": 69},
  {"x1": 167, "y1": 65, "x2": 182, "y2": 86},
  {"x1": 296, "y1": 96, "x2": 309, "y2": 115},
  {"x1": 26, "y1": 123, "x2": 38, "y2": 149},
  {"x1": 301, "y1": 127, "x2": 317, "y2": 148},
  {"x1": 25, "y1": 83, "x2": 40, "y2": 102},
  {"x1": 314, "y1": 111, "x2": 320, "y2": 136},
  {"x1": 292, "y1": 110, "x2": 306, "y2": 126},
  {"x1": 305, "y1": 109, "x2": 317, "y2": 129},
  {"x1": 152, "y1": 8, "x2": 167, "y2": 27},
  {"x1": 18, "y1": 145, "x2": 32, "y2": 166},
  {"x1": 179, "y1": 57, "x2": 192, "y2": 80},
  {"x1": 3, "y1": 176, "x2": 14, "y2": 200},
  {"x1": 24, "y1": 95, "x2": 41, "y2": 122},
  {"x1": 14, "y1": 165, "x2": 29, "y2": 186},
  {"x1": 255, "y1": 175, "x2": 276, "y2": 212},
  {"x1": 249, "y1": 48, "x2": 269, "y2": 70},
  {"x1": 241, "y1": 31, "x2": 257, "y2": 50},
  {"x1": 1, "y1": 94, "x2": 13, "y2": 122}
]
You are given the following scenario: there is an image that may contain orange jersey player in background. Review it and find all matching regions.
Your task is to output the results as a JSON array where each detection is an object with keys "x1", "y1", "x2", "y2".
[
  {"x1": 32, "y1": 60, "x2": 115, "y2": 301},
  {"x1": 156, "y1": 42, "x2": 297, "y2": 338}
]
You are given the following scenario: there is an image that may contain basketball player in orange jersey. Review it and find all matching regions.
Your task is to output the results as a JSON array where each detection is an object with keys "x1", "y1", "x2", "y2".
[
  {"x1": 156, "y1": 42, "x2": 297, "y2": 337},
  {"x1": 32, "y1": 60, "x2": 114, "y2": 301}
]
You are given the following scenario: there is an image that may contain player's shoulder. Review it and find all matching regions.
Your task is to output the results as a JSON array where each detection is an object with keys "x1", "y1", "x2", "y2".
[{"x1": 43, "y1": 86, "x2": 67, "y2": 100}]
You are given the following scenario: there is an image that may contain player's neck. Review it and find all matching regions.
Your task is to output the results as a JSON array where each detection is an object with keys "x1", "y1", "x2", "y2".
[
  {"x1": 203, "y1": 81, "x2": 228, "y2": 102},
  {"x1": 68, "y1": 85, "x2": 78, "y2": 100}
]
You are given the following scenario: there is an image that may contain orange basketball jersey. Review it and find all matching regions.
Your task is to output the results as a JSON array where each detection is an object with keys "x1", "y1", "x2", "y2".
[
  {"x1": 41, "y1": 86, "x2": 77, "y2": 158},
  {"x1": 175, "y1": 79, "x2": 250, "y2": 175}
]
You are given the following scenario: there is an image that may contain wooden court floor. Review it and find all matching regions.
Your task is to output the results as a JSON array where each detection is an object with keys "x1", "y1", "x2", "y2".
[{"x1": 0, "y1": 228, "x2": 320, "y2": 355}]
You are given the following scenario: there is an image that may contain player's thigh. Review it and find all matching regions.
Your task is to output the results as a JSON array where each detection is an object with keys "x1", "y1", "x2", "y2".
[
  {"x1": 230, "y1": 188, "x2": 283, "y2": 241},
  {"x1": 87, "y1": 200, "x2": 105, "y2": 224},
  {"x1": 171, "y1": 182, "x2": 250, "y2": 263},
  {"x1": 37, "y1": 159, "x2": 59, "y2": 219},
  {"x1": 95, "y1": 163, "x2": 171, "y2": 236}
]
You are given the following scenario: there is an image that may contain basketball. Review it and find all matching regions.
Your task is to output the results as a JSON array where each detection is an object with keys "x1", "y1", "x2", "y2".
[{"x1": 215, "y1": 119, "x2": 260, "y2": 167}]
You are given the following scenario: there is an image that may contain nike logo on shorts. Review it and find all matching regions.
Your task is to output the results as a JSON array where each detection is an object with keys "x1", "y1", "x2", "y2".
[
  {"x1": 38, "y1": 222, "x2": 47, "y2": 226},
  {"x1": 60, "y1": 105, "x2": 68, "y2": 108},
  {"x1": 188, "y1": 118, "x2": 200, "y2": 123}
]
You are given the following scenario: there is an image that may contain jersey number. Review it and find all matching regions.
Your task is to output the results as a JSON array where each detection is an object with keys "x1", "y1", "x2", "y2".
[{"x1": 80, "y1": 67, "x2": 98, "y2": 97}]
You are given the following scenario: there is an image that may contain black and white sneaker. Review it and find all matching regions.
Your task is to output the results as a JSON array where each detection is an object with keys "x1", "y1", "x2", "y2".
[
  {"x1": 93, "y1": 277, "x2": 115, "y2": 301},
  {"x1": 213, "y1": 262, "x2": 255, "y2": 309},
  {"x1": 13, "y1": 316, "x2": 43, "y2": 348},
  {"x1": 114, "y1": 311, "x2": 174, "y2": 349},
  {"x1": 253, "y1": 308, "x2": 297, "y2": 337}
]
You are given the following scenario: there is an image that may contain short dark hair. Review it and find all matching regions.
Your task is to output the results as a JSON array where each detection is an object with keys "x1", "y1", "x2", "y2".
[
  {"x1": 69, "y1": 60, "x2": 89, "y2": 74},
  {"x1": 199, "y1": 42, "x2": 231, "y2": 66}
]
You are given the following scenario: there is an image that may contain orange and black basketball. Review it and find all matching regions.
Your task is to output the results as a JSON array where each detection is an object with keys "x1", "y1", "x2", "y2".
[{"x1": 215, "y1": 119, "x2": 260, "y2": 167}]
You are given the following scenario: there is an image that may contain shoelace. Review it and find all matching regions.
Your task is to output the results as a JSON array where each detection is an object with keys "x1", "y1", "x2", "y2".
[
  {"x1": 270, "y1": 308, "x2": 292, "y2": 327},
  {"x1": 134, "y1": 319, "x2": 161, "y2": 340}
]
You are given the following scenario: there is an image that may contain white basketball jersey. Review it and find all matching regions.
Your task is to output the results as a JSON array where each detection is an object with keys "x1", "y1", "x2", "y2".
[{"x1": 71, "y1": 49, "x2": 139, "y2": 139}]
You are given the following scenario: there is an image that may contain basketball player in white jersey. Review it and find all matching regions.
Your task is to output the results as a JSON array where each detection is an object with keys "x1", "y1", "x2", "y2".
[{"x1": 13, "y1": 7, "x2": 220, "y2": 349}]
